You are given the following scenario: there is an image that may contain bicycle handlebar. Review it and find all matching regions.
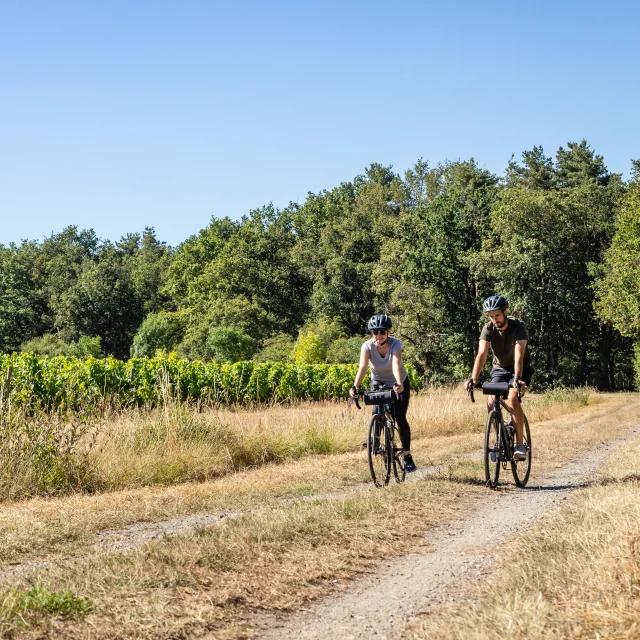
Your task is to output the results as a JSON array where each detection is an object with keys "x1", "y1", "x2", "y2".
[
  {"x1": 467, "y1": 378, "x2": 523, "y2": 403},
  {"x1": 348, "y1": 387, "x2": 401, "y2": 410},
  {"x1": 348, "y1": 390, "x2": 363, "y2": 410}
]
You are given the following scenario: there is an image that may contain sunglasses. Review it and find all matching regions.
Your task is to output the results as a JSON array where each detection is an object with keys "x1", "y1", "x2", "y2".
[{"x1": 371, "y1": 329, "x2": 388, "y2": 335}]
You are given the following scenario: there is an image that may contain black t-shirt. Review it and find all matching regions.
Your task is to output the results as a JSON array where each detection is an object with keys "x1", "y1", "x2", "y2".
[{"x1": 480, "y1": 317, "x2": 532, "y2": 370}]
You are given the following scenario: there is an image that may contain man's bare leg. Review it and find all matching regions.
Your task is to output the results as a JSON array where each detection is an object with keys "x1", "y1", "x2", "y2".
[{"x1": 507, "y1": 387, "x2": 524, "y2": 445}]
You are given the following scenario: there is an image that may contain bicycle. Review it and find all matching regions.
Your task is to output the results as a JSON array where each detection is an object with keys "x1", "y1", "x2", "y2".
[
  {"x1": 468, "y1": 380, "x2": 531, "y2": 489},
  {"x1": 349, "y1": 388, "x2": 406, "y2": 487}
]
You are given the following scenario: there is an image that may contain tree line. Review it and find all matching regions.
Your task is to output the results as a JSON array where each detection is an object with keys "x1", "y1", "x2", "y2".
[{"x1": 1, "y1": 140, "x2": 638, "y2": 389}]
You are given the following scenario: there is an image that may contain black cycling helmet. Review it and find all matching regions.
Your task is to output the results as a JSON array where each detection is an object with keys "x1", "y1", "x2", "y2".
[
  {"x1": 482, "y1": 295, "x2": 508, "y2": 313},
  {"x1": 367, "y1": 314, "x2": 392, "y2": 331}
]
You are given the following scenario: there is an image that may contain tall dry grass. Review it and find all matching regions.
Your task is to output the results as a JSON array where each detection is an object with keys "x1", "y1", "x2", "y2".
[
  {"x1": 88, "y1": 386, "x2": 592, "y2": 491},
  {"x1": 0, "y1": 386, "x2": 593, "y2": 499}
]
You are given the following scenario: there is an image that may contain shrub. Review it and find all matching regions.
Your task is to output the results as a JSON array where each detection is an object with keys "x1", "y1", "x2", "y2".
[
  {"x1": 253, "y1": 333, "x2": 295, "y2": 362},
  {"x1": 291, "y1": 331, "x2": 326, "y2": 364},
  {"x1": 131, "y1": 312, "x2": 185, "y2": 357},
  {"x1": 0, "y1": 352, "x2": 422, "y2": 410},
  {"x1": 20, "y1": 334, "x2": 103, "y2": 358},
  {"x1": 326, "y1": 336, "x2": 364, "y2": 364},
  {"x1": 206, "y1": 327, "x2": 256, "y2": 363}
]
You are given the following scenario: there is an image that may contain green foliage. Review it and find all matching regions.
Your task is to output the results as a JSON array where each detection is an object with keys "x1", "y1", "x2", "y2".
[
  {"x1": 393, "y1": 160, "x2": 498, "y2": 375},
  {"x1": 20, "y1": 334, "x2": 103, "y2": 358},
  {"x1": 325, "y1": 336, "x2": 364, "y2": 364},
  {"x1": 594, "y1": 180, "x2": 640, "y2": 339},
  {"x1": 291, "y1": 331, "x2": 326, "y2": 364},
  {"x1": 253, "y1": 333, "x2": 295, "y2": 362},
  {"x1": 0, "y1": 353, "x2": 421, "y2": 409},
  {"x1": 131, "y1": 311, "x2": 185, "y2": 357},
  {"x1": 206, "y1": 327, "x2": 256, "y2": 363},
  {"x1": 0, "y1": 142, "x2": 636, "y2": 389},
  {"x1": 0, "y1": 586, "x2": 94, "y2": 628}
]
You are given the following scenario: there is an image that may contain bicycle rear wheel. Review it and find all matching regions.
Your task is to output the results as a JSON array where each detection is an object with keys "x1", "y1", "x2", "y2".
[
  {"x1": 368, "y1": 416, "x2": 391, "y2": 487},
  {"x1": 391, "y1": 422, "x2": 406, "y2": 483},
  {"x1": 484, "y1": 410, "x2": 501, "y2": 488},
  {"x1": 511, "y1": 415, "x2": 532, "y2": 487}
]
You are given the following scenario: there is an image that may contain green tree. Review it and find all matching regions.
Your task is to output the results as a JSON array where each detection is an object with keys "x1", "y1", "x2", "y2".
[
  {"x1": 20, "y1": 334, "x2": 102, "y2": 358},
  {"x1": 206, "y1": 327, "x2": 256, "y2": 363},
  {"x1": 0, "y1": 241, "x2": 50, "y2": 352},
  {"x1": 253, "y1": 333, "x2": 295, "y2": 362},
  {"x1": 131, "y1": 311, "x2": 185, "y2": 357},
  {"x1": 594, "y1": 172, "x2": 640, "y2": 385},
  {"x1": 292, "y1": 164, "x2": 406, "y2": 333},
  {"x1": 291, "y1": 331, "x2": 326, "y2": 364},
  {"x1": 393, "y1": 160, "x2": 499, "y2": 375},
  {"x1": 54, "y1": 244, "x2": 143, "y2": 358}
]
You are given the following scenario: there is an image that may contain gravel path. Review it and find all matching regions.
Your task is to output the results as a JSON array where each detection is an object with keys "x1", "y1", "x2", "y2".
[{"x1": 257, "y1": 424, "x2": 640, "y2": 640}]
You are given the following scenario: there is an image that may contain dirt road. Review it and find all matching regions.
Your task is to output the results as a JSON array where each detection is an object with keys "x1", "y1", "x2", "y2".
[{"x1": 256, "y1": 424, "x2": 640, "y2": 640}]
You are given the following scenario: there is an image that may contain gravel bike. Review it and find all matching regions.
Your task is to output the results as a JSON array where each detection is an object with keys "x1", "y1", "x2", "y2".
[
  {"x1": 468, "y1": 380, "x2": 531, "y2": 489},
  {"x1": 350, "y1": 388, "x2": 406, "y2": 487}
]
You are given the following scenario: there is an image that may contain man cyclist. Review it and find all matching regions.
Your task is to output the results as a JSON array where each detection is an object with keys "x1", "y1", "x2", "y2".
[
  {"x1": 349, "y1": 314, "x2": 416, "y2": 472},
  {"x1": 467, "y1": 296, "x2": 534, "y2": 461}
]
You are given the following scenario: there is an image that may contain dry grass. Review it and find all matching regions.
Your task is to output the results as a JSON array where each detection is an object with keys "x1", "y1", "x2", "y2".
[
  {"x1": 0, "y1": 384, "x2": 594, "y2": 500},
  {"x1": 0, "y1": 387, "x2": 601, "y2": 567},
  {"x1": 84, "y1": 386, "x2": 593, "y2": 491},
  {"x1": 402, "y1": 394, "x2": 640, "y2": 640},
  {"x1": 0, "y1": 393, "x2": 631, "y2": 638},
  {"x1": 2, "y1": 476, "x2": 481, "y2": 639}
]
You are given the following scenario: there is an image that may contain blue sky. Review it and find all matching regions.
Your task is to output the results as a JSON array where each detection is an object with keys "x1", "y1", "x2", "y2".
[{"x1": 1, "y1": 0, "x2": 638, "y2": 247}]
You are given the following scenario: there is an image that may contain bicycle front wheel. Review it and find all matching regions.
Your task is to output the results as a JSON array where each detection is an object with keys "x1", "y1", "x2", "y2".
[
  {"x1": 391, "y1": 422, "x2": 406, "y2": 483},
  {"x1": 484, "y1": 410, "x2": 501, "y2": 489},
  {"x1": 511, "y1": 415, "x2": 532, "y2": 487},
  {"x1": 368, "y1": 416, "x2": 391, "y2": 487}
]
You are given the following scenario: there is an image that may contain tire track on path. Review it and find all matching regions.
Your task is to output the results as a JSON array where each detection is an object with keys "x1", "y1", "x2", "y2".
[{"x1": 255, "y1": 423, "x2": 640, "y2": 640}]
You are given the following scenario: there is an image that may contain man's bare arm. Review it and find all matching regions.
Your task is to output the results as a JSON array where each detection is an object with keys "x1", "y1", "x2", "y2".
[{"x1": 514, "y1": 340, "x2": 527, "y2": 381}]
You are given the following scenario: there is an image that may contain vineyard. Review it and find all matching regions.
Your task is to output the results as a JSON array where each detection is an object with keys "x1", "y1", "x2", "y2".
[{"x1": 0, "y1": 353, "x2": 421, "y2": 410}]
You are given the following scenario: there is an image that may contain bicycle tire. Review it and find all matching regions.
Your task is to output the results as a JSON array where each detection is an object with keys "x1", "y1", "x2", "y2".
[
  {"x1": 484, "y1": 410, "x2": 501, "y2": 488},
  {"x1": 368, "y1": 415, "x2": 391, "y2": 487},
  {"x1": 511, "y1": 414, "x2": 532, "y2": 487},
  {"x1": 391, "y1": 421, "x2": 406, "y2": 483}
]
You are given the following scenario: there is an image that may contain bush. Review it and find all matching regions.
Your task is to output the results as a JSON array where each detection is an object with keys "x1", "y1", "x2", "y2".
[
  {"x1": 206, "y1": 327, "x2": 256, "y2": 363},
  {"x1": 0, "y1": 352, "x2": 423, "y2": 409},
  {"x1": 291, "y1": 331, "x2": 326, "y2": 364},
  {"x1": 326, "y1": 336, "x2": 364, "y2": 364},
  {"x1": 131, "y1": 312, "x2": 185, "y2": 357},
  {"x1": 253, "y1": 333, "x2": 295, "y2": 362},
  {"x1": 20, "y1": 334, "x2": 103, "y2": 358}
]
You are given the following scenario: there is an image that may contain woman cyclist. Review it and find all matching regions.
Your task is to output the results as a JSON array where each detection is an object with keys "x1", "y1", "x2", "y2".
[{"x1": 349, "y1": 314, "x2": 416, "y2": 472}]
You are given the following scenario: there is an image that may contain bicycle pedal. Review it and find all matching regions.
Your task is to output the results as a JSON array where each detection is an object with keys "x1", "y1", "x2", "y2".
[{"x1": 490, "y1": 451, "x2": 497, "y2": 462}]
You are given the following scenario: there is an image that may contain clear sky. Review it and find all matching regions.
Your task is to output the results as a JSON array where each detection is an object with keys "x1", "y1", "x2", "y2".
[{"x1": 1, "y1": 0, "x2": 638, "y2": 247}]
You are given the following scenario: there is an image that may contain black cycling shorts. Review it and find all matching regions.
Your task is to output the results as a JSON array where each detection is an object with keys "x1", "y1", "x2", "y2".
[{"x1": 490, "y1": 367, "x2": 534, "y2": 387}]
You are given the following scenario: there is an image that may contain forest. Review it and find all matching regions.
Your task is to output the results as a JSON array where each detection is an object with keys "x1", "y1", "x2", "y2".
[{"x1": 1, "y1": 140, "x2": 638, "y2": 390}]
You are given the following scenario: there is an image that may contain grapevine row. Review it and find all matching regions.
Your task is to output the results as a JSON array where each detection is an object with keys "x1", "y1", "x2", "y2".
[{"x1": 0, "y1": 353, "x2": 421, "y2": 410}]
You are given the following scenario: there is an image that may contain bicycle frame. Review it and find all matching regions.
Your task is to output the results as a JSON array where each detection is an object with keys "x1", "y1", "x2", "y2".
[{"x1": 491, "y1": 394, "x2": 515, "y2": 464}]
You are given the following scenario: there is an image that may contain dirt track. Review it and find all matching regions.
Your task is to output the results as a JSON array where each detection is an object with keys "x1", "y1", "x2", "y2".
[{"x1": 256, "y1": 424, "x2": 640, "y2": 640}]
